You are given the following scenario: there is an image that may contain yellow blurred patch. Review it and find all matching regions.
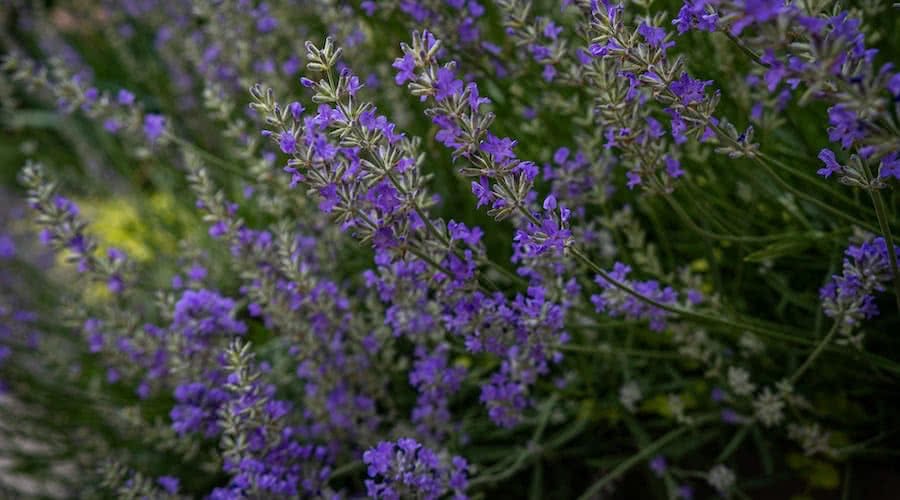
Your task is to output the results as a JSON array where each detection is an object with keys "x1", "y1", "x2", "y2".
[
  {"x1": 85, "y1": 281, "x2": 113, "y2": 303},
  {"x1": 641, "y1": 392, "x2": 698, "y2": 418},
  {"x1": 642, "y1": 394, "x2": 669, "y2": 416},
  {"x1": 453, "y1": 355, "x2": 472, "y2": 369},
  {"x1": 787, "y1": 453, "x2": 840, "y2": 490},
  {"x1": 76, "y1": 193, "x2": 186, "y2": 262},
  {"x1": 79, "y1": 197, "x2": 153, "y2": 261}
]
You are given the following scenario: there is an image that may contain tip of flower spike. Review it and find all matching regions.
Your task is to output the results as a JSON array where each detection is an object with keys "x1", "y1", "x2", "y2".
[{"x1": 543, "y1": 195, "x2": 557, "y2": 211}]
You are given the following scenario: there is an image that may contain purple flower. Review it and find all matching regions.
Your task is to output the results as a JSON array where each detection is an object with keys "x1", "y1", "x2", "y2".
[
  {"x1": 668, "y1": 109, "x2": 688, "y2": 144},
  {"x1": 711, "y1": 387, "x2": 726, "y2": 402},
  {"x1": 288, "y1": 101, "x2": 304, "y2": 120},
  {"x1": 553, "y1": 147, "x2": 570, "y2": 164},
  {"x1": 816, "y1": 149, "x2": 844, "y2": 178},
  {"x1": 649, "y1": 455, "x2": 667, "y2": 477},
  {"x1": 721, "y1": 408, "x2": 740, "y2": 424},
  {"x1": 826, "y1": 105, "x2": 865, "y2": 149},
  {"x1": 480, "y1": 364, "x2": 530, "y2": 427},
  {"x1": 172, "y1": 289, "x2": 247, "y2": 347},
  {"x1": 171, "y1": 378, "x2": 229, "y2": 437},
  {"x1": 669, "y1": 73, "x2": 712, "y2": 105},
  {"x1": 157, "y1": 476, "x2": 180, "y2": 494},
  {"x1": 626, "y1": 171, "x2": 642, "y2": 189},
  {"x1": 677, "y1": 484, "x2": 695, "y2": 499},
  {"x1": 0, "y1": 235, "x2": 15, "y2": 259},
  {"x1": 591, "y1": 262, "x2": 682, "y2": 331},
  {"x1": 434, "y1": 67, "x2": 464, "y2": 101},
  {"x1": 282, "y1": 56, "x2": 301, "y2": 75},
  {"x1": 363, "y1": 439, "x2": 468, "y2": 499},
  {"x1": 481, "y1": 134, "x2": 517, "y2": 165},
  {"x1": 187, "y1": 264, "x2": 207, "y2": 281},
  {"x1": 674, "y1": 1, "x2": 718, "y2": 33},
  {"x1": 638, "y1": 22, "x2": 674, "y2": 52},
  {"x1": 346, "y1": 73, "x2": 362, "y2": 96},
  {"x1": 730, "y1": 0, "x2": 783, "y2": 36},
  {"x1": 447, "y1": 221, "x2": 483, "y2": 246},
  {"x1": 103, "y1": 119, "x2": 121, "y2": 133},
  {"x1": 143, "y1": 114, "x2": 166, "y2": 143},
  {"x1": 117, "y1": 89, "x2": 135, "y2": 106},
  {"x1": 433, "y1": 115, "x2": 462, "y2": 148},
  {"x1": 466, "y1": 83, "x2": 489, "y2": 111},
  {"x1": 209, "y1": 221, "x2": 228, "y2": 238},
  {"x1": 543, "y1": 21, "x2": 562, "y2": 40},
  {"x1": 880, "y1": 152, "x2": 900, "y2": 180},
  {"x1": 665, "y1": 155, "x2": 685, "y2": 178},
  {"x1": 107, "y1": 275, "x2": 124, "y2": 294},
  {"x1": 888, "y1": 73, "x2": 900, "y2": 97},
  {"x1": 471, "y1": 178, "x2": 493, "y2": 208},
  {"x1": 761, "y1": 50, "x2": 785, "y2": 91},
  {"x1": 542, "y1": 64, "x2": 556, "y2": 82},
  {"x1": 279, "y1": 131, "x2": 296, "y2": 154},
  {"x1": 543, "y1": 194, "x2": 557, "y2": 211},
  {"x1": 821, "y1": 237, "x2": 898, "y2": 327}
]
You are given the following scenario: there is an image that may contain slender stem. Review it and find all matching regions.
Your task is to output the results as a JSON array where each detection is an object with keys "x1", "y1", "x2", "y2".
[
  {"x1": 568, "y1": 246, "x2": 810, "y2": 346},
  {"x1": 759, "y1": 152, "x2": 862, "y2": 210},
  {"x1": 328, "y1": 460, "x2": 363, "y2": 482},
  {"x1": 664, "y1": 194, "x2": 793, "y2": 243},
  {"x1": 167, "y1": 134, "x2": 254, "y2": 180},
  {"x1": 557, "y1": 343, "x2": 682, "y2": 360},
  {"x1": 869, "y1": 188, "x2": 900, "y2": 311},
  {"x1": 482, "y1": 256, "x2": 529, "y2": 287},
  {"x1": 469, "y1": 397, "x2": 583, "y2": 487},
  {"x1": 724, "y1": 32, "x2": 767, "y2": 67},
  {"x1": 788, "y1": 319, "x2": 842, "y2": 386},
  {"x1": 577, "y1": 416, "x2": 714, "y2": 500},
  {"x1": 754, "y1": 154, "x2": 875, "y2": 233},
  {"x1": 708, "y1": 122, "x2": 880, "y2": 234},
  {"x1": 715, "y1": 424, "x2": 753, "y2": 463}
]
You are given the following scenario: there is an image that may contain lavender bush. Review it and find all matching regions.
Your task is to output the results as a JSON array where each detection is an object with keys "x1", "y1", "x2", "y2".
[{"x1": 1, "y1": 0, "x2": 899, "y2": 498}]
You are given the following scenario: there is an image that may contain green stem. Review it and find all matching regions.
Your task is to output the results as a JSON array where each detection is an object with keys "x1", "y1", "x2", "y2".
[
  {"x1": 759, "y1": 152, "x2": 861, "y2": 211},
  {"x1": 328, "y1": 460, "x2": 364, "y2": 482},
  {"x1": 724, "y1": 32, "x2": 766, "y2": 67},
  {"x1": 167, "y1": 134, "x2": 254, "y2": 181},
  {"x1": 708, "y1": 123, "x2": 880, "y2": 234},
  {"x1": 755, "y1": 155, "x2": 872, "y2": 232},
  {"x1": 869, "y1": 188, "x2": 900, "y2": 311},
  {"x1": 569, "y1": 246, "x2": 810, "y2": 347},
  {"x1": 469, "y1": 397, "x2": 581, "y2": 488},
  {"x1": 557, "y1": 343, "x2": 682, "y2": 360},
  {"x1": 663, "y1": 194, "x2": 788, "y2": 243},
  {"x1": 788, "y1": 319, "x2": 842, "y2": 386},
  {"x1": 577, "y1": 416, "x2": 714, "y2": 500}
]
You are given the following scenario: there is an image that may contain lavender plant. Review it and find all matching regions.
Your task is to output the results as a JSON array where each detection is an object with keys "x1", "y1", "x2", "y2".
[{"x1": 1, "y1": 1, "x2": 899, "y2": 498}]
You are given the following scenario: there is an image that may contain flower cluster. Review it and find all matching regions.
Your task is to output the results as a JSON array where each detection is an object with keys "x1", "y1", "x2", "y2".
[
  {"x1": 673, "y1": 1, "x2": 900, "y2": 185},
  {"x1": 2, "y1": 55, "x2": 166, "y2": 146},
  {"x1": 821, "y1": 237, "x2": 900, "y2": 344},
  {"x1": 578, "y1": 1, "x2": 720, "y2": 192},
  {"x1": 363, "y1": 438, "x2": 468, "y2": 500},
  {"x1": 20, "y1": 162, "x2": 132, "y2": 293},
  {"x1": 591, "y1": 262, "x2": 702, "y2": 332}
]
